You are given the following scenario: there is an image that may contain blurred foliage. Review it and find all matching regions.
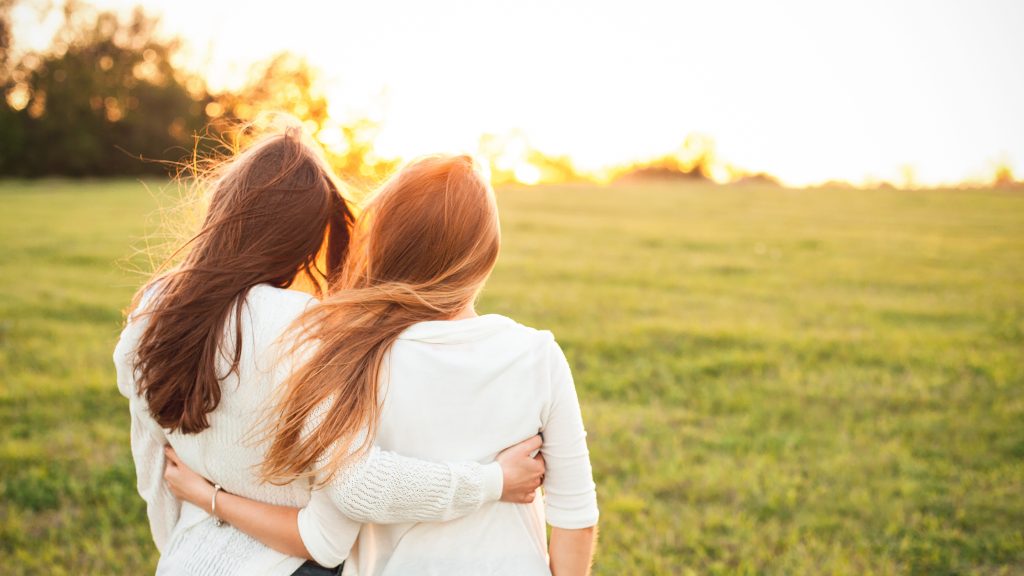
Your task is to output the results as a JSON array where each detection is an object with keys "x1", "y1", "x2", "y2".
[
  {"x1": 0, "y1": 2, "x2": 208, "y2": 176},
  {"x1": 0, "y1": 1, "x2": 397, "y2": 183},
  {"x1": 478, "y1": 131, "x2": 584, "y2": 185},
  {"x1": 608, "y1": 133, "x2": 761, "y2": 185},
  {"x1": 210, "y1": 53, "x2": 398, "y2": 186},
  {"x1": 0, "y1": 1, "x2": 729, "y2": 186},
  {"x1": 0, "y1": 1, "x2": 12, "y2": 72}
]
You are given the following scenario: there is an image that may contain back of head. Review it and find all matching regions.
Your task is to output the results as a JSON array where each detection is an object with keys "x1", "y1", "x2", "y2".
[
  {"x1": 199, "y1": 127, "x2": 352, "y2": 287},
  {"x1": 347, "y1": 154, "x2": 500, "y2": 302},
  {"x1": 263, "y1": 154, "x2": 500, "y2": 483},
  {"x1": 133, "y1": 127, "x2": 354, "y2": 434}
]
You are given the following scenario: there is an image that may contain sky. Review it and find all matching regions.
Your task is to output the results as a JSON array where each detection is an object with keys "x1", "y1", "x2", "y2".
[{"x1": 13, "y1": 0, "x2": 1024, "y2": 186}]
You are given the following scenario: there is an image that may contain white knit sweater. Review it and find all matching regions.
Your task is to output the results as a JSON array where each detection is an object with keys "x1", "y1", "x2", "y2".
[{"x1": 114, "y1": 284, "x2": 502, "y2": 576}]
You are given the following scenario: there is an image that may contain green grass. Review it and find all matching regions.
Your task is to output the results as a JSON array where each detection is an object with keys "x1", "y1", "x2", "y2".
[{"x1": 1, "y1": 178, "x2": 1022, "y2": 575}]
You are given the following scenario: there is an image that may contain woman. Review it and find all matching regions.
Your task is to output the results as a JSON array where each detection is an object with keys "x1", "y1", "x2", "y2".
[
  {"x1": 115, "y1": 131, "x2": 545, "y2": 576},
  {"x1": 164, "y1": 155, "x2": 599, "y2": 575}
]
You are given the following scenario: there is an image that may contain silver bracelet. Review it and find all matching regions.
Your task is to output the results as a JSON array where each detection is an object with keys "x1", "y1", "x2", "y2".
[{"x1": 211, "y1": 484, "x2": 226, "y2": 527}]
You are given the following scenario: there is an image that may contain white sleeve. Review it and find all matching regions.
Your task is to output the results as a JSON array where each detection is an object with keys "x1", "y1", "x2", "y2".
[
  {"x1": 114, "y1": 318, "x2": 180, "y2": 553},
  {"x1": 294, "y1": 426, "x2": 503, "y2": 567},
  {"x1": 540, "y1": 341, "x2": 599, "y2": 529},
  {"x1": 325, "y1": 444, "x2": 503, "y2": 523},
  {"x1": 296, "y1": 486, "x2": 358, "y2": 568},
  {"x1": 128, "y1": 399, "x2": 180, "y2": 552}
]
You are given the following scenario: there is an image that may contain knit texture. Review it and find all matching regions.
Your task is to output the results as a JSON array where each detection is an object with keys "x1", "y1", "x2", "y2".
[{"x1": 115, "y1": 284, "x2": 499, "y2": 576}]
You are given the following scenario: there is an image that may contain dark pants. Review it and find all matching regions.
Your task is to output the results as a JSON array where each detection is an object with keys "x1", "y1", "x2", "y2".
[{"x1": 291, "y1": 560, "x2": 343, "y2": 576}]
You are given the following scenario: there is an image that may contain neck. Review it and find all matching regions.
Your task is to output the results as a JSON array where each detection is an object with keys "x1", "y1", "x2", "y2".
[{"x1": 449, "y1": 303, "x2": 478, "y2": 320}]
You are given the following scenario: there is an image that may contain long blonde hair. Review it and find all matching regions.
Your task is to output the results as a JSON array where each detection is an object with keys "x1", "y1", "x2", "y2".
[{"x1": 262, "y1": 154, "x2": 500, "y2": 483}]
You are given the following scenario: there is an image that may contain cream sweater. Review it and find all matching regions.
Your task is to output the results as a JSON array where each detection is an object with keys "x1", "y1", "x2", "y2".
[
  {"x1": 299, "y1": 314, "x2": 600, "y2": 576},
  {"x1": 114, "y1": 284, "x2": 502, "y2": 576}
]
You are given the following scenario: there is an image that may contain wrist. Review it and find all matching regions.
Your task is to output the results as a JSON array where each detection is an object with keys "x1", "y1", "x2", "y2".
[
  {"x1": 196, "y1": 481, "x2": 217, "y2": 513},
  {"x1": 210, "y1": 484, "x2": 227, "y2": 527}
]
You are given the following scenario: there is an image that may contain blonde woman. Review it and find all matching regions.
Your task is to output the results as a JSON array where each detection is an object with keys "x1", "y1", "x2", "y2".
[
  {"x1": 165, "y1": 155, "x2": 598, "y2": 575},
  {"x1": 116, "y1": 133, "x2": 545, "y2": 576}
]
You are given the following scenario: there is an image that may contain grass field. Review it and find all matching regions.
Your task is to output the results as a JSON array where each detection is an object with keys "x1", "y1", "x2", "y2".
[{"x1": 1, "y1": 178, "x2": 1022, "y2": 575}]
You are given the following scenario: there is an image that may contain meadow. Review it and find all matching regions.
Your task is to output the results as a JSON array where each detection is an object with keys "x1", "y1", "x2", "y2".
[{"x1": 0, "y1": 178, "x2": 1022, "y2": 575}]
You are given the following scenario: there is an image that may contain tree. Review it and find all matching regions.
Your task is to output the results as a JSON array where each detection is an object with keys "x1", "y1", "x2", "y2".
[
  {"x1": 0, "y1": 3, "x2": 208, "y2": 176},
  {"x1": 0, "y1": 0, "x2": 12, "y2": 74},
  {"x1": 0, "y1": 2, "x2": 399, "y2": 182},
  {"x1": 209, "y1": 52, "x2": 398, "y2": 186}
]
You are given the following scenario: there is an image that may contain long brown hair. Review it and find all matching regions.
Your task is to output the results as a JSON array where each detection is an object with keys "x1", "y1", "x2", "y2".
[
  {"x1": 132, "y1": 127, "x2": 354, "y2": 434},
  {"x1": 262, "y1": 154, "x2": 500, "y2": 483}
]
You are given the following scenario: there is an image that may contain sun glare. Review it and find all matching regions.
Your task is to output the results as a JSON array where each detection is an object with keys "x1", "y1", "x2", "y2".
[
  {"x1": 32, "y1": 0, "x2": 1024, "y2": 188},
  {"x1": 512, "y1": 163, "x2": 542, "y2": 186}
]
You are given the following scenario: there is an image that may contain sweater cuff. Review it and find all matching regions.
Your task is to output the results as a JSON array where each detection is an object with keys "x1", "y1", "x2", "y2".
[
  {"x1": 481, "y1": 462, "x2": 503, "y2": 503},
  {"x1": 297, "y1": 505, "x2": 347, "y2": 569}
]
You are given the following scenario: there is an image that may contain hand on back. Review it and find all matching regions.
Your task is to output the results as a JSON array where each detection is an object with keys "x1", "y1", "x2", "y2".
[
  {"x1": 163, "y1": 445, "x2": 216, "y2": 512},
  {"x1": 496, "y1": 435, "x2": 546, "y2": 503}
]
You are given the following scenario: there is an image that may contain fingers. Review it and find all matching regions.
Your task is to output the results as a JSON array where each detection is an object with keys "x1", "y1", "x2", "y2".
[
  {"x1": 533, "y1": 451, "x2": 546, "y2": 470},
  {"x1": 496, "y1": 434, "x2": 543, "y2": 464},
  {"x1": 527, "y1": 458, "x2": 544, "y2": 494},
  {"x1": 162, "y1": 460, "x2": 177, "y2": 484},
  {"x1": 529, "y1": 453, "x2": 545, "y2": 477},
  {"x1": 506, "y1": 487, "x2": 541, "y2": 504},
  {"x1": 496, "y1": 434, "x2": 548, "y2": 504},
  {"x1": 163, "y1": 445, "x2": 180, "y2": 466},
  {"x1": 517, "y1": 434, "x2": 543, "y2": 454}
]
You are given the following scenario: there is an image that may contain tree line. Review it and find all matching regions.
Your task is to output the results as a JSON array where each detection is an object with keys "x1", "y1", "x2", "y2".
[
  {"x1": 0, "y1": 2, "x2": 391, "y2": 180},
  {"x1": 0, "y1": 2, "x2": 750, "y2": 186}
]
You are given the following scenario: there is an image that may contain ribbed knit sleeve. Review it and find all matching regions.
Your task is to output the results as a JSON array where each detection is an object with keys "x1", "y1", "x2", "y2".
[
  {"x1": 326, "y1": 446, "x2": 503, "y2": 522},
  {"x1": 295, "y1": 408, "x2": 503, "y2": 568}
]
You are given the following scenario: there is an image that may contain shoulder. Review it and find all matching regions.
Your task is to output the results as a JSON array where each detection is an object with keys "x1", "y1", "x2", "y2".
[
  {"x1": 493, "y1": 319, "x2": 575, "y2": 403},
  {"x1": 241, "y1": 285, "x2": 319, "y2": 353},
  {"x1": 507, "y1": 325, "x2": 576, "y2": 403},
  {"x1": 506, "y1": 318, "x2": 575, "y2": 371},
  {"x1": 127, "y1": 277, "x2": 167, "y2": 321},
  {"x1": 245, "y1": 284, "x2": 319, "y2": 319},
  {"x1": 490, "y1": 315, "x2": 564, "y2": 361},
  {"x1": 115, "y1": 279, "x2": 167, "y2": 369}
]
